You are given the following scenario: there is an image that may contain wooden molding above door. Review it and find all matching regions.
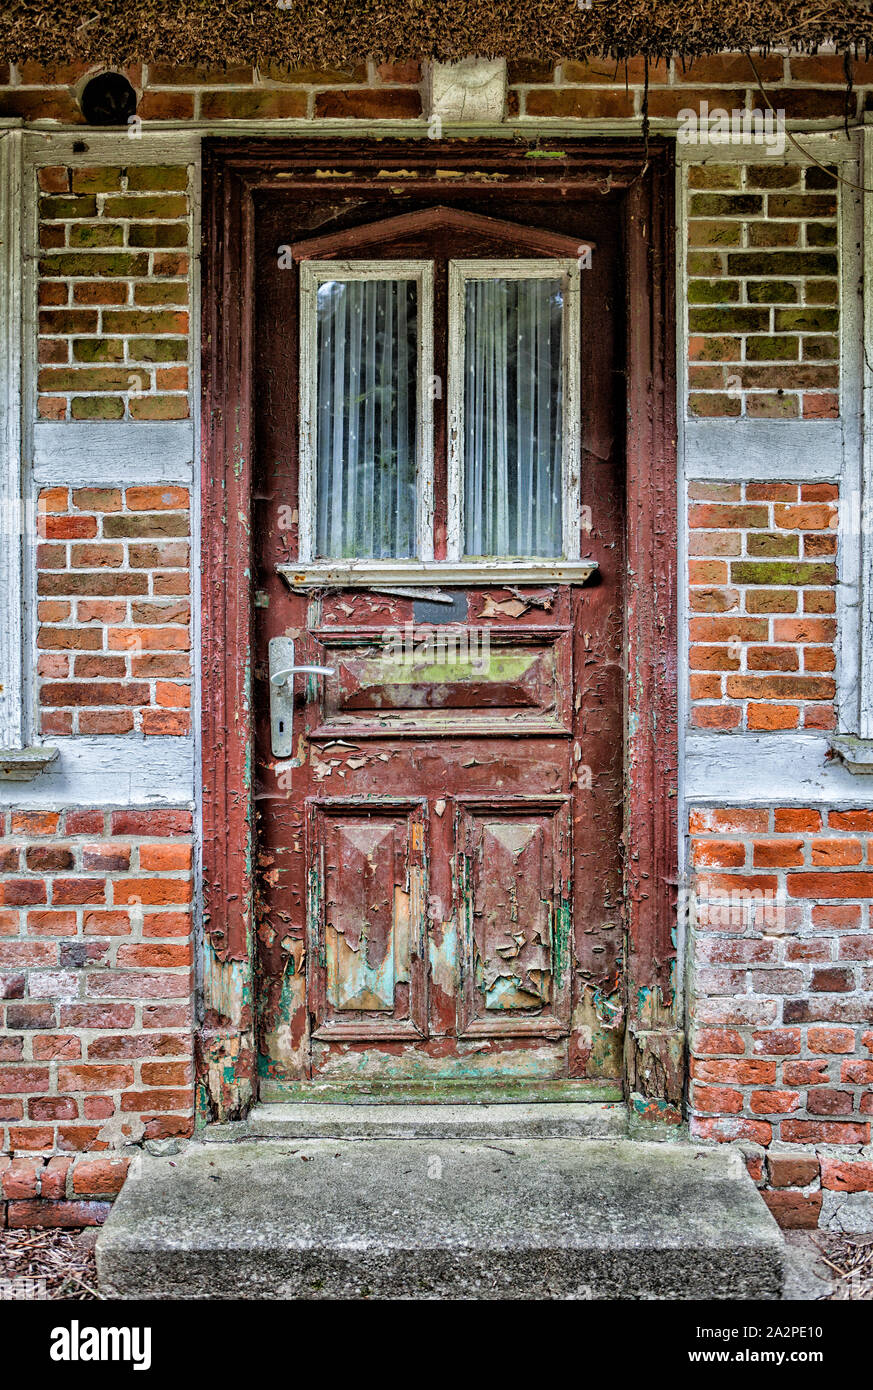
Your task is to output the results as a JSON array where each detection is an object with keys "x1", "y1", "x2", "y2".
[{"x1": 199, "y1": 138, "x2": 678, "y2": 1122}]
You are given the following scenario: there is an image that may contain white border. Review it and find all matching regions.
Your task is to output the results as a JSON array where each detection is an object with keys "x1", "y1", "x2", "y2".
[
  {"x1": 298, "y1": 259, "x2": 434, "y2": 564},
  {"x1": 0, "y1": 126, "x2": 23, "y2": 751},
  {"x1": 860, "y1": 128, "x2": 873, "y2": 740},
  {"x1": 447, "y1": 257, "x2": 581, "y2": 562}
]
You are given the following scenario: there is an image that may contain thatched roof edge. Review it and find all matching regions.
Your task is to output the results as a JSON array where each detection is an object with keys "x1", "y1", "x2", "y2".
[{"x1": 1, "y1": 1, "x2": 872, "y2": 69}]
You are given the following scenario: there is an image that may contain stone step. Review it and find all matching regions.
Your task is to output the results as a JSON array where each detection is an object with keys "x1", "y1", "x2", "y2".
[
  {"x1": 201, "y1": 1100, "x2": 629, "y2": 1142},
  {"x1": 97, "y1": 1136, "x2": 786, "y2": 1300}
]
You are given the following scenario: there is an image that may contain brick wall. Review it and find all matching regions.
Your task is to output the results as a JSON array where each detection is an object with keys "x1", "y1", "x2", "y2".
[
  {"x1": 689, "y1": 806, "x2": 873, "y2": 1228},
  {"x1": 2, "y1": 52, "x2": 871, "y2": 1232},
  {"x1": 37, "y1": 485, "x2": 191, "y2": 736},
  {"x1": 688, "y1": 481, "x2": 837, "y2": 732},
  {"x1": 0, "y1": 808, "x2": 194, "y2": 1223},
  {"x1": 37, "y1": 163, "x2": 190, "y2": 421},
  {"x1": 687, "y1": 163, "x2": 839, "y2": 420},
  {"x1": 5, "y1": 51, "x2": 871, "y2": 124}
]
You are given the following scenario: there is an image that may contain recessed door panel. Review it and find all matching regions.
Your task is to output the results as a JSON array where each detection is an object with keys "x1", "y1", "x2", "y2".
[
  {"x1": 456, "y1": 797, "x2": 572, "y2": 1038},
  {"x1": 307, "y1": 799, "x2": 427, "y2": 1041}
]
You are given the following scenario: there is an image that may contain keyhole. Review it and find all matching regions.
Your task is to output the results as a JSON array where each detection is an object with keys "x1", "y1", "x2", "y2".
[{"x1": 278, "y1": 720, "x2": 284, "y2": 733}]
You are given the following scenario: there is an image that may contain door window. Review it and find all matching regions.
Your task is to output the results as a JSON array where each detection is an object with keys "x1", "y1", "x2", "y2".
[
  {"x1": 449, "y1": 261, "x2": 579, "y2": 559},
  {"x1": 296, "y1": 232, "x2": 581, "y2": 567},
  {"x1": 298, "y1": 261, "x2": 434, "y2": 563}
]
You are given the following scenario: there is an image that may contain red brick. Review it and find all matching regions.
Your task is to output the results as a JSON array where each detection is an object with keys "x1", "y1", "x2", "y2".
[
  {"x1": 789, "y1": 873, "x2": 873, "y2": 899},
  {"x1": 110, "y1": 810, "x2": 193, "y2": 835},
  {"x1": 7, "y1": 1199, "x2": 111, "y2": 1228},
  {"x1": 752, "y1": 839, "x2": 803, "y2": 868},
  {"x1": 1, "y1": 1158, "x2": 39, "y2": 1198},
  {"x1": 692, "y1": 840, "x2": 746, "y2": 868},
  {"x1": 829, "y1": 810, "x2": 873, "y2": 832},
  {"x1": 692, "y1": 1059, "x2": 776, "y2": 1084},
  {"x1": 807, "y1": 1087, "x2": 854, "y2": 1115},
  {"x1": 749, "y1": 1090, "x2": 800, "y2": 1114},
  {"x1": 693, "y1": 1028, "x2": 745, "y2": 1054},
  {"x1": 820, "y1": 1159, "x2": 873, "y2": 1193},
  {"x1": 689, "y1": 809, "x2": 769, "y2": 834},
  {"x1": 751, "y1": 1029, "x2": 801, "y2": 1056},
  {"x1": 57, "y1": 1064, "x2": 134, "y2": 1092},
  {"x1": 690, "y1": 1116, "x2": 772, "y2": 1144},
  {"x1": 692, "y1": 1084, "x2": 742, "y2": 1113},
  {"x1": 119, "y1": 1088, "x2": 193, "y2": 1112},
  {"x1": 783, "y1": 1060, "x2": 830, "y2": 1086},
  {"x1": 774, "y1": 807, "x2": 822, "y2": 832},
  {"x1": 52, "y1": 878, "x2": 106, "y2": 906},
  {"x1": 111, "y1": 879, "x2": 191, "y2": 906},
  {"x1": 761, "y1": 1189, "x2": 823, "y2": 1229},
  {"x1": 60, "y1": 1003, "x2": 135, "y2": 1028},
  {"x1": 767, "y1": 1154, "x2": 820, "y2": 1188},
  {"x1": 782, "y1": 1120, "x2": 870, "y2": 1144},
  {"x1": 71, "y1": 1157, "x2": 129, "y2": 1197}
]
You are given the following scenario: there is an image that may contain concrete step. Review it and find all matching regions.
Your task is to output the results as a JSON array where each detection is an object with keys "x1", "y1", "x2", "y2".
[
  {"x1": 97, "y1": 1136, "x2": 786, "y2": 1300},
  {"x1": 201, "y1": 1100, "x2": 629, "y2": 1142}
]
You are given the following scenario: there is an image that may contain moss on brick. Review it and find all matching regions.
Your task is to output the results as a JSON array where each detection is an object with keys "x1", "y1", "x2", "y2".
[
  {"x1": 774, "y1": 308, "x2": 839, "y2": 333},
  {"x1": 745, "y1": 336, "x2": 801, "y2": 362},
  {"x1": 687, "y1": 279, "x2": 740, "y2": 304},
  {"x1": 689, "y1": 307, "x2": 771, "y2": 333},
  {"x1": 746, "y1": 533, "x2": 800, "y2": 558},
  {"x1": 71, "y1": 396, "x2": 125, "y2": 420},
  {"x1": 746, "y1": 281, "x2": 799, "y2": 304},
  {"x1": 39, "y1": 195, "x2": 98, "y2": 219},
  {"x1": 730, "y1": 560, "x2": 837, "y2": 586},
  {"x1": 67, "y1": 224, "x2": 124, "y2": 248},
  {"x1": 38, "y1": 252, "x2": 150, "y2": 277},
  {"x1": 726, "y1": 252, "x2": 838, "y2": 277},
  {"x1": 125, "y1": 167, "x2": 188, "y2": 192},
  {"x1": 688, "y1": 193, "x2": 764, "y2": 217}
]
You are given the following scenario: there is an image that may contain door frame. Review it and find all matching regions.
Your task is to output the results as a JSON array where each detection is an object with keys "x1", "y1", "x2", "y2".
[{"x1": 198, "y1": 137, "x2": 679, "y2": 1124}]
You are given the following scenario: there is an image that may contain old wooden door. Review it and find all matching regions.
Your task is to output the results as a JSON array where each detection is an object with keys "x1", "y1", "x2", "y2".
[{"x1": 253, "y1": 190, "x2": 625, "y2": 1101}]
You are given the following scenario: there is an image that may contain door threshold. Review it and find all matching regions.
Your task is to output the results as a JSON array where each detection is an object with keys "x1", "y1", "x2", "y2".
[
  {"x1": 202, "y1": 1099, "x2": 628, "y2": 1143},
  {"x1": 257, "y1": 1079, "x2": 623, "y2": 1105}
]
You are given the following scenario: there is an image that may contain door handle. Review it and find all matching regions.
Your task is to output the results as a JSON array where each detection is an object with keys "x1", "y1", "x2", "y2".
[{"x1": 269, "y1": 636, "x2": 335, "y2": 762}]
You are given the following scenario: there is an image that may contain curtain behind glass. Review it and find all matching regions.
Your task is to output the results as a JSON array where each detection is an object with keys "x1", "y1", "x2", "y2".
[
  {"x1": 463, "y1": 277, "x2": 564, "y2": 558},
  {"x1": 315, "y1": 279, "x2": 417, "y2": 559}
]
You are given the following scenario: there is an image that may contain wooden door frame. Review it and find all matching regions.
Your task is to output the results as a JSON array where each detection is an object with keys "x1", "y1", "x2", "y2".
[{"x1": 198, "y1": 137, "x2": 679, "y2": 1124}]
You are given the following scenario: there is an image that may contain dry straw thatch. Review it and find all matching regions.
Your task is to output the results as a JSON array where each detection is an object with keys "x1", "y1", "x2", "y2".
[{"x1": 0, "y1": 1, "x2": 871, "y2": 68}]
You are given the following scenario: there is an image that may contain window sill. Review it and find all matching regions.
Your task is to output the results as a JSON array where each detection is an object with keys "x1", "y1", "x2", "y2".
[
  {"x1": 828, "y1": 736, "x2": 873, "y2": 776},
  {"x1": 0, "y1": 746, "x2": 59, "y2": 782},
  {"x1": 278, "y1": 559, "x2": 598, "y2": 595}
]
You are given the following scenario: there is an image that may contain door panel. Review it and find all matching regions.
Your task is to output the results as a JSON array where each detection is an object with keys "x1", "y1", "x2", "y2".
[
  {"x1": 253, "y1": 188, "x2": 626, "y2": 1099},
  {"x1": 456, "y1": 797, "x2": 571, "y2": 1038},
  {"x1": 308, "y1": 799, "x2": 427, "y2": 1038},
  {"x1": 311, "y1": 625, "x2": 571, "y2": 736}
]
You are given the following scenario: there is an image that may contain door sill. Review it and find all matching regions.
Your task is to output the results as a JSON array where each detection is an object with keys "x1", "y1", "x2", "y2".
[{"x1": 258, "y1": 1079, "x2": 623, "y2": 1105}]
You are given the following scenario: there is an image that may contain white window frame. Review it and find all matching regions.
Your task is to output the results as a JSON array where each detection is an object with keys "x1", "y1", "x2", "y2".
[
  {"x1": 297, "y1": 259, "x2": 434, "y2": 565},
  {"x1": 284, "y1": 253, "x2": 594, "y2": 592},
  {"x1": 447, "y1": 258, "x2": 582, "y2": 563},
  {"x1": 0, "y1": 126, "x2": 24, "y2": 752}
]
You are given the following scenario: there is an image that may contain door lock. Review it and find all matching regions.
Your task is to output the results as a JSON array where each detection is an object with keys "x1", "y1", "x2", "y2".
[{"x1": 269, "y1": 636, "x2": 335, "y2": 762}]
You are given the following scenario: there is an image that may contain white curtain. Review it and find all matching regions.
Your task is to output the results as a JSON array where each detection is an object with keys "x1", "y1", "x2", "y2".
[
  {"x1": 316, "y1": 279, "x2": 417, "y2": 559},
  {"x1": 464, "y1": 277, "x2": 564, "y2": 558}
]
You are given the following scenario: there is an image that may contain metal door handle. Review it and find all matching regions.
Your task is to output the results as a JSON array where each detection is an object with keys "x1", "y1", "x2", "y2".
[
  {"x1": 271, "y1": 663, "x2": 335, "y2": 687},
  {"x1": 269, "y1": 637, "x2": 334, "y2": 764}
]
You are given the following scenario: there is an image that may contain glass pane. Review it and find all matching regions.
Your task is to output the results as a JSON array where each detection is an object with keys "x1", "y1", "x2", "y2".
[
  {"x1": 463, "y1": 277, "x2": 564, "y2": 558},
  {"x1": 315, "y1": 279, "x2": 418, "y2": 559}
]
